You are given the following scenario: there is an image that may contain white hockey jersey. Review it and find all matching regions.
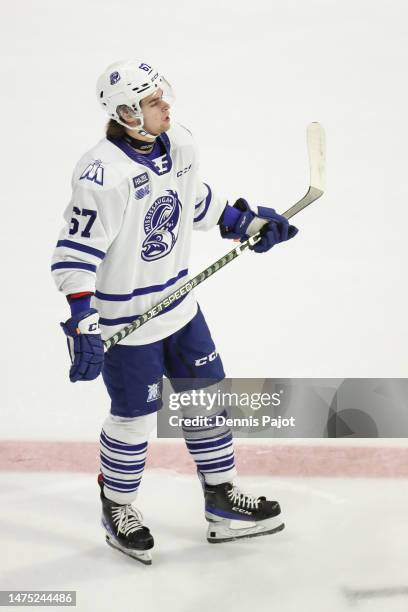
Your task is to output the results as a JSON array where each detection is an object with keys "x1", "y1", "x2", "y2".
[{"x1": 51, "y1": 123, "x2": 227, "y2": 345}]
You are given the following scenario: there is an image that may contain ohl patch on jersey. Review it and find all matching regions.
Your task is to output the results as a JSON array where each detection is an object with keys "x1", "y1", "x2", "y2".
[
  {"x1": 135, "y1": 185, "x2": 150, "y2": 200},
  {"x1": 142, "y1": 190, "x2": 182, "y2": 262}
]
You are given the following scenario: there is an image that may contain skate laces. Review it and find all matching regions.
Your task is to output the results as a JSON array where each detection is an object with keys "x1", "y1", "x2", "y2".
[
  {"x1": 112, "y1": 504, "x2": 144, "y2": 537},
  {"x1": 228, "y1": 486, "x2": 261, "y2": 510}
]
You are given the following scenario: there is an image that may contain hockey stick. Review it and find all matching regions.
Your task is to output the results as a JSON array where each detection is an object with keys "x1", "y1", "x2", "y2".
[{"x1": 103, "y1": 122, "x2": 326, "y2": 351}]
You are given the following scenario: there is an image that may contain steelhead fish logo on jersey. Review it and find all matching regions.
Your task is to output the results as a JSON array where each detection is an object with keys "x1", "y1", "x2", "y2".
[{"x1": 142, "y1": 190, "x2": 182, "y2": 261}]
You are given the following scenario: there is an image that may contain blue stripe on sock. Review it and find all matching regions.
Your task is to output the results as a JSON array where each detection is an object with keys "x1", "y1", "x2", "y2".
[
  {"x1": 100, "y1": 431, "x2": 148, "y2": 453},
  {"x1": 194, "y1": 451, "x2": 234, "y2": 465},
  {"x1": 196, "y1": 455, "x2": 235, "y2": 471},
  {"x1": 101, "y1": 429, "x2": 148, "y2": 449},
  {"x1": 103, "y1": 477, "x2": 142, "y2": 492},
  {"x1": 101, "y1": 467, "x2": 145, "y2": 478},
  {"x1": 100, "y1": 456, "x2": 146, "y2": 473},
  {"x1": 185, "y1": 433, "x2": 232, "y2": 451},
  {"x1": 99, "y1": 440, "x2": 147, "y2": 458},
  {"x1": 103, "y1": 474, "x2": 142, "y2": 485},
  {"x1": 100, "y1": 447, "x2": 146, "y2": 463},
  {"x1": 100, "y1": 455, "x2": 145, "y2": 468},
  {"x1": 188, "y1": 442, "x2": 233, "y2": 456},
  {"x1": 100, "y1": 451, "x2": 146, "y2": 467}
]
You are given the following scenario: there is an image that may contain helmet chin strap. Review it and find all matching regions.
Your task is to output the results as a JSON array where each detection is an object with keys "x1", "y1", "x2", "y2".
[
  {"x1": 115, "y1": 112, "x2": 157, "y2": 140},
  {"x1": 126, "y1": 122, "x2": 157, "y2": 140}
]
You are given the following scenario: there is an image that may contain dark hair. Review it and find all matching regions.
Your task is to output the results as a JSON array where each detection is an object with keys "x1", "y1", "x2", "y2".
[{"x1": 106, "y1": 119, "x2": 126, "y2": 140}]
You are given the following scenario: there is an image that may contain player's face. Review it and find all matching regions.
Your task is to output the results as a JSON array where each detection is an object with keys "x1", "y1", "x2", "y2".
[{"x1": 140, "y1": 88, "x2": 171, "y2": 135}]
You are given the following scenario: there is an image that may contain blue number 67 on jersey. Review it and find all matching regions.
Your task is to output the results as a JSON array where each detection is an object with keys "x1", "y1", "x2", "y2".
[{"x1": 69, "y1": 207, "x2": 97, "y2": 238}]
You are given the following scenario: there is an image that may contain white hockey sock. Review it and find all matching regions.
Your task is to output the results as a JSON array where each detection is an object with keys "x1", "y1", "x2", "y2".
[
  {"x1": 99, "y1": 413, "x2": 155, "y2": 504},
  {"x1": 182, "y1": 409, "x2": 237, "y2": 485}
]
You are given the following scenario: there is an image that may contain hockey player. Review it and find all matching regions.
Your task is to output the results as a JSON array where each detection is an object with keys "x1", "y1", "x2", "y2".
[{"x1": 51, "y1": 59, "x2": 298, "y2": 565}]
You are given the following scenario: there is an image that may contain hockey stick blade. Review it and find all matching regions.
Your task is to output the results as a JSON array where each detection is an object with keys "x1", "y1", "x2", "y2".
[
  {"x1": 282, "y1": 122, "x2": 326, "y2": 220},
  {"x1": 103, "y1": 123, "x2": 326, "y2": 350}
]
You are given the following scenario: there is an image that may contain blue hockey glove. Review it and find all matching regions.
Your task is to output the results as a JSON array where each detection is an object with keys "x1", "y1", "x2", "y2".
[
  {"x1": 60, "y1": 308, "x2": 104, "y2": 382},
  {"x1": 219, "y1": 199, "x2": 298, "y2": 253}
]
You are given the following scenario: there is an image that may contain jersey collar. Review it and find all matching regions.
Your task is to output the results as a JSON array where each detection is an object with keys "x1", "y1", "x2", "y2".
[{"x1": 107, "y1": 133, "x2": 172, "y2": 176}]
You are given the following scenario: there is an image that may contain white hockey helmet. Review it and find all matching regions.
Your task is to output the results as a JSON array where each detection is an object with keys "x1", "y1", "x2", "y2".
[{"x1": 96, "y1": 59, "x2": 173, "y2": 137}]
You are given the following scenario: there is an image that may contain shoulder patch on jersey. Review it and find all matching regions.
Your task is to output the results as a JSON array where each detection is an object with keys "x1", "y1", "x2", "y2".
[
  {"x1": 133, "y1": 172, "x2": 149, "y2": 188},
  {"x1": 135, "y1": 185, "x2": 150, "y2": 200},
  {"x1": 80, "y1": 159, "x2": 104, "y2": 186},
  {"x1": 133, "y1": 172, "x2": 150, "y2": 199}
]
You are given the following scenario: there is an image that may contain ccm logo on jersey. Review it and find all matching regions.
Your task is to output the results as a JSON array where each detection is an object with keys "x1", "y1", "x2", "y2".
[
  {"x1": 177, "y1": 164, "x2": 192, "y2": 178},
  {"x1": 195, "y1": 351, "x2": 218, "y2": 367}
]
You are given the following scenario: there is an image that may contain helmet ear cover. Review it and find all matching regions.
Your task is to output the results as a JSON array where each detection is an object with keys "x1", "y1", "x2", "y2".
[{"x1": 116, "y1": 104, "x2": 141, "y2": 124}]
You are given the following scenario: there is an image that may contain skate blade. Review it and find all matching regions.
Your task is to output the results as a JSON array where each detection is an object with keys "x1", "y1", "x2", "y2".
[
  {"x1": 206, "y1": 516, "x2": 285, "y2": 543},
  {"x1": 105, "y1": 535, "x2": 152, "y2": 565}
]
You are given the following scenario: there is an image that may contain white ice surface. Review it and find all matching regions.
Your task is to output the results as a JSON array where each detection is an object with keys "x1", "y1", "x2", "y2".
[{"x1": 1, "y1": 471, "x2": 407, "y2": 612}]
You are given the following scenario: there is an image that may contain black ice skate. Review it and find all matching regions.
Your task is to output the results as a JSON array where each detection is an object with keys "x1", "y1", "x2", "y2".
[
  {"x1": 204, "y1": 481, "x2": 285, "y2": 543},
  {"x1": 98, "y1": 473, "x2": 154, "y2": 565}
]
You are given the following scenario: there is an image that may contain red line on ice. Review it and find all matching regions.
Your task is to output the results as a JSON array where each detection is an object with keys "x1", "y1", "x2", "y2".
[{"x1": 0, "y1": 441, "x2": 407, "y2": 477}]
